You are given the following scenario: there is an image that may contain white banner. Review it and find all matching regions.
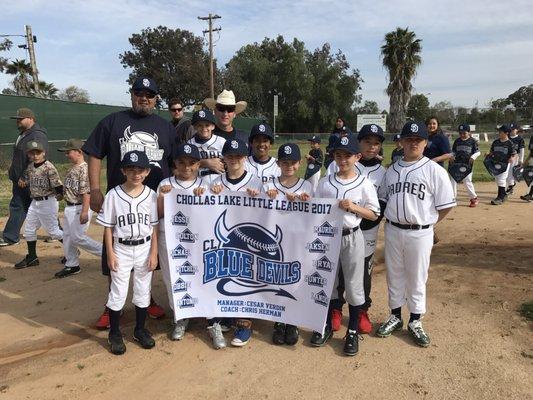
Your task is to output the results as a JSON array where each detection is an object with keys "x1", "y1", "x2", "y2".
[
  {"x1": 164, "y1": 190, "x2": 344, "y2": 333},
  {"x1": 356, "y1": 114, "x2": 387, "y2": 132}
]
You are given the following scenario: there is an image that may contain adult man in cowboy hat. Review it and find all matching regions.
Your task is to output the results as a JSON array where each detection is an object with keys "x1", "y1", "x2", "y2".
[
  {"x1": 0, "y1": 108, "x2": 49, "y2": 247},
  {"x1": 204, "y1": 89, "x2": 248, "y2": 143}
]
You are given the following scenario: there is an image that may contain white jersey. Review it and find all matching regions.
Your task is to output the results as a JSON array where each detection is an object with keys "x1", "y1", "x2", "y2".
[
  {"x1": 378, "y1": 156, "x2": 456, "y2": 226},
  {"x1": 264, "y1": 177, "x2": 314, "y2": 197},
  {"x1": 316, "y1": 174, "x2": 380, "y2": 229},
  {"x1": 355, "y1": 161, "x2": 386, "y2": 191},
  {"x1": 188, "y1": 135, "x2": 226, "y2": 184},
  {"x1": 97, "y1": 185, "x2": 158, "y2": 239},
  {"x1": 212, "y1": 171, "x2": 264, "y2": 193},
  {"x1": 245, "y1": 156, "x2": 281, "y2": 184}
]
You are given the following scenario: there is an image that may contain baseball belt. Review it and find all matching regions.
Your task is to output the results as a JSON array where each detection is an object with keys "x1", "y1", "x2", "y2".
[
  {"x1": 342, "y1": 227, "x2": 360, "y2": 236},
  {"x1": 118, "y1": 236, "x2": 151, "y2": 246},
  {"x1": 387, "y1": 220, "x2": 430, "y2": 230}
]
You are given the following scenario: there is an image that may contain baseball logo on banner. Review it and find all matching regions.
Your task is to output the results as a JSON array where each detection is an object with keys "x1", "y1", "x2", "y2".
[{"x1": 164, "y1": 190, "x2": 343, "y2": 333}]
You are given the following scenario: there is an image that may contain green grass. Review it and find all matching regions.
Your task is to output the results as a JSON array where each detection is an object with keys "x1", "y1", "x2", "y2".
[{"x1": 519, "y1": 301, "x2": 533, "y2": 321}]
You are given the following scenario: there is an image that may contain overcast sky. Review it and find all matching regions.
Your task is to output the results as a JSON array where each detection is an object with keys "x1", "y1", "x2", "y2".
[{"x1": 1, "y1": 0, "x2": 532, "y2": 110}]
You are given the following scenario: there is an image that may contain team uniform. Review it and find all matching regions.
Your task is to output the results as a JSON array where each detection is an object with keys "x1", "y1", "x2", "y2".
[
  {"x1": 391, "y1": 148, "x2": 404, "y2": 163},
  {"x1": 507, "y1": 133, "x2": 525, "y2": 190},
  {"x1": 264, "y1": 177, "x2": 313, "y2": 197},
  {"x1": 187, "y1": 135, "x2": 226, "y2": 185},
  {"x1": 489, "y1": 138, "x2": 515, "y2": 188},
  {"x1": 521, "y1": 137, "x2": 533, "y2": 201},
  {"x1": 245, "y1": 156, "x2": 281, "y2": 184},
  {"x1": 450, "y1": 137, "x2": 480, "y2": 199},
  {"x1": 304, "y1": 138, "x2": 323, "y2": 192},
  {"x1": 62, "y1": 161, "x2": 103, "y2": 269},
  {"x1": 22, "y1": 160, "x2": 64, "y2": 243},
  {"x1": 212, "y1": 170, "x2": 264, "y2": 193}
]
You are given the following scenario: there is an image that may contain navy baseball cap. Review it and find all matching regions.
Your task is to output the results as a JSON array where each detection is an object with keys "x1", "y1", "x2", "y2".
[
  {"x1": 222, "y1": 138, "x2": 248, "y2": 156},
  {"x1": 393, "y1": 134, "x2": 401, "y2": 141},
  {"x1": 509, "y1": 122, "x2": 520, "y2": 130},
  {"x1": 249, "y1": 123, "x2": 274, "y2": 143},
  {"x1": 121, "y1": 150, "x2": 150, "y2": 169},
  {"x1": 308, "y1": 135, "x2": 321, "y2": 144},
  {"x1": 458, "y1": 124, "x2": 470, "y2": 132},
  {"x1": 173, "y1": 143, "x2": 200, "y2": 160},
  {"x1": 131, "y1": 77, "x2": 158, "y2": 94},
  {"x1": 498, "y1": 124, "x2": 511, "y2": 133},
  {"x1": 191, "y1": 109, "x2": 216, "y2": 125},
  {"x1": 278, "y1": 143, "x2": 301, "y2": 161},
  {"x1": 333, "y1": 134, "x2": 360, "y2": 154},
  {"x1": 400, "y1": 122, "x2": 428, "y2": 139},
  {"x1": 358, "y1": 124, "x2": 385, "y2": 142}
]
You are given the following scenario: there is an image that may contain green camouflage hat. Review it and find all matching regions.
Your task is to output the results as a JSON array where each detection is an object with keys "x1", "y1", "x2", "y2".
[
  {"x1": 58, "y1": 138, "x2": 84, "y2": 151},
  {"x1": 26, "y1": 140, "x2": 45, "y2": 152}
]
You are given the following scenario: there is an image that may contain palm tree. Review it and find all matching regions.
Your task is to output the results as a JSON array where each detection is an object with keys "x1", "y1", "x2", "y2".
[
  {"x1": 381, "y1": 28, "x2": 422, "y2": 132},
  {"x1": 38, "y1": 80, "x2": 59, "y2": 99},
  {"x1": 5, "y1": 59, "x2": 34, "y2": 96}
]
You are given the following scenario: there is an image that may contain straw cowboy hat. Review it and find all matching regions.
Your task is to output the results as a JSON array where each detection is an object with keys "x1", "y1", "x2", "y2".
[{"x1": 204, "y1": 89, "x2": 247, "y2": 114}]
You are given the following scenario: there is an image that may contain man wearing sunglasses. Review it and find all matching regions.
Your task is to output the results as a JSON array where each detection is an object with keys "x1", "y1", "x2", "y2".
[
  {"x1": 205, "y1": 89, "x2": 249, "y2": 143},
  {"x1": 168, "y1": 98, "x2": 195, "y2": 145},
  {"x1": 82, "y1": 77, "x2": 175, "y2": 329}
]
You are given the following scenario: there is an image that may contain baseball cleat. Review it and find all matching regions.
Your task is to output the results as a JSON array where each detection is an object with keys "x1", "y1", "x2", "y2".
[
  {"x1": 343, "y1": 330, "x2": 359, "y2": 356},
  {"x1": 468, "y1": 197, "x2": 479, "y2": 208},
  {"x1": 520, "y1": 194, "x2": 532, "y2": 202},
  {"x1": 44, "y1": 236, "x2": 59, "y2": 243},
  {"x1": 408, "y1": 320, "x2": 430, "y2": 347},
  {"x1": 147, "y1": 302, "x2": 165, "y2": 319},
  {"x1": 14, "y1": 255, "x2": 39, "y2": 269},
  {"x1": 358, "y1": 310, "x2": 373, "y2": 334},
  {"x1": 95, "y1": 308, "x2": 111, "y2": 330},
  {"x1": 284, "y1": 324, "x2": 299, "y2": 346},
  {"x1": 231, "y1": 320, "x2": 252, "y2": 347},
  {"x1": 331, "y1": 309, "x2": 343, "y2": 331},
  {"x1": 108, "y1": 332, "x2": 126, "y2": 355},
  {"x1": 505, "y1": 185, "x2": 515, "y2": 194},
  {"x1": 377, "y1": 315, "x2": 403, "y2": 338},
  {"x1": 272, "y1": 322, "x2": 286, "y2": 345},
  {"x1": 490, "y1": 197, "x2": 503, "y2": 205},
  {"x1": 219, "y1": 318, "x2": 233, "y2": 332},
  {"x1": 54, "y1": 266, "x2": 80, "y2": 278},
  {"x1": 310, "y1": 326, "x2": 333, "y2": 347},
  {"x1": 207, "y1": 322, "x2": 227, "y2": 349},
  {"x1": 133, "y1": 328, "x2": 155, "y2": 349},
  {"x1": 0, "y1": 238, "x2": 19, "y2": 247},
  {"x1": 170, "y1": 319, "x2": 189, "y2": 341}
]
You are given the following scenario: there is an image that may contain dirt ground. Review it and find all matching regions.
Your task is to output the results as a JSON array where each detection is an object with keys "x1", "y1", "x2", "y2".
[{"x1": 0, "y1": 182, "x2": 532, "y2": 400}]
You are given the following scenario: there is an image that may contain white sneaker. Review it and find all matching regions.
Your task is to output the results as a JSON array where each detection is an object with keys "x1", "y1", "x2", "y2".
[
  {"x1": 207, "y1": 322, "x2": 226, "y2": 349},
  {"x1": 170, "y1": 319, "x2": 189, "y2": 341}
]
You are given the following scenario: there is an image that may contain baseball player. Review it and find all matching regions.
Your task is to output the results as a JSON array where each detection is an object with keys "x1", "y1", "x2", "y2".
[
  {"x1": 311, "y1": 135, "x2": 380, "y2": 356},
  {"x1": 265, "y1": 143, "x2": 313, "y2": 346},
  {"x1": 245, "y1": 123, "x2": 281, "y2": 184},
  {"x1": 15, "y1": 141, "x2": 63, "y2": 269},
  {"x1": 390, "y1": 134, "x2": 404, "y2": 164},
  {"x1": 486, "y1": 124, "x2": 516, "y2": 205},
  {"x1": 449, "y1": 124, "x2": 480, "y2": 207},
  {"x1": 96, "y1": 150, "x2": 159, "y2": 355},
  {"x1": 55, "y1": 139, "x2": 103, "y2": 278},
  {"x1": 210, "y1": 138, "x2": 263, "y2": 349},
  {"x1": 506, "y1": 123, "x2": 525, "y2": 195},
  {"x1": 520, "y1": 135, "x2": 533, "y2": 202},
  {"x1": 187, "y1": 109, "x2": 226, "y2": 185},
  {"x1": 304, "y1": 135, "x2": 323, "y2": 192},
  {"x1": 157, "y1": 143, "x2": 207, "y2": 341},
  {"x1": 377, "y1": 122, "x2": 456, "y2": 348}
]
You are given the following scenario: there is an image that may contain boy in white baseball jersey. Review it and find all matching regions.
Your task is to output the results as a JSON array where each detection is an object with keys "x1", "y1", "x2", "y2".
[
  {"x1": 55, "y1": 139, "x2": 103, "y2": 278},
  {"x1": 245, "y1": 123, "x2": 281, "y2": 184},
  {"x1": 187, "y1": 109, "x2": 226, "y2": 185},
  {"x1": 157, "y1": 143, "x2": 207, "y2": 341},
  {"x1": 15, "y1": 141, "x2": 64, "y2": 269},
  {"x1": 265, "y1": 143, "x2": 312, "y2": 346},
  {"x1": 506, "y1": 123, "x2": 525, "y2": 195},
  {"x1": 311, "y1": 135, "x2": 380, "y2": 356},
  {"x1": 304, "y1": 135, "x2": 323, "y2": 192},
  {"x1": 96, "y1": 150, "x2": 159, "y2": 355},
  {"x1": 449, "y1": 124, "x2": 480, "y2": 207},
  {"x1": 210, "y1": 138, "x2": 263, "y2": 348},
  {"x1": 485, "y1": 124, "x2": 515, "y2": 205},
  {"x1": 377, "y1": 122, "x2": 456, "y2": 347}
]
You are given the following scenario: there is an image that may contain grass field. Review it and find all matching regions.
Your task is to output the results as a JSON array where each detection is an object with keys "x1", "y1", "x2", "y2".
[{"x1": 0, "y1": 140, "x2": 495, "y2": 217}]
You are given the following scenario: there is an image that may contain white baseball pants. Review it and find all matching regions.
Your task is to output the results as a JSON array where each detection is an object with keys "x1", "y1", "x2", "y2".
[
  {"x1": 62, "y1": 205, "x2": 102, "y2": 267},
  {"x1": 362, "y1": 225, "x2": 379, "y2": 258},
  {"x1": 384, "y1": 223, "x2": 434, "y2": 314},
  {"x1": 106, "y1": 241, "x2": 153, "y2": 311},
  {"x1": 157, "y1": 222, "x2": 175, "y2": 314},
  {"x1": 494, "y1": 164, "x2": 510, "y2": 187},
  {"x1": 23, "y1": 198, "x2": 63, "y2": 242},
  {"x1": 506, "y1": 157, "x2": 518, "y2": 186},
  {"x1": 450, "y1": 172, "x2": 477, "y2": 199}
]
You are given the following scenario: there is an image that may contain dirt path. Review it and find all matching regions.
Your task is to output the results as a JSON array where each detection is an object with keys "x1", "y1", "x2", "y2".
[{"x1": 0, "y1": 182, "x2": 532, "y2": 400}]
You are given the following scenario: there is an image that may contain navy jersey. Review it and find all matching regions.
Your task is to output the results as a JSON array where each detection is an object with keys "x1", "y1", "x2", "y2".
[
  {"x1": 509, "y1": 135, "x2": 525, "y2": 153},
  {"x1": 424, "y1": 132, "x2": 451, "y2": 166},
  {"x1": 305, "y1": 148, "x2": 323, "y2": 179},
  {"x1": 452, "y1": 137, "x2": 479, "y2": 164},
  {"x1": 213, "y1": 125, "x2": 249, "y2": 144},
  {"x1": 82, "y1": 110, "x2": 175, "y2": 192},
  {"x1": 490, "y1": 139, "x2": 515, "y2": 163},
  {"x1": 391, "y1": 148, "x2": 404, "y2": 163}
]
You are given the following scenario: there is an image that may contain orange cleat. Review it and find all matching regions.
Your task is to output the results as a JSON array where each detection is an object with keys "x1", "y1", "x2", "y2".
[
  {"x1": 95, "y1": 308, "x2": 110, "y2": 330},
  {"x1": 148, "y1": 302, "x2": 165, "y2": 319},
  {"x1": 331, "y1": 309, "x2": 343, "y2": 331},
  {"x1": 358, "y1": 310, "x2": 373, "y2": 334}
]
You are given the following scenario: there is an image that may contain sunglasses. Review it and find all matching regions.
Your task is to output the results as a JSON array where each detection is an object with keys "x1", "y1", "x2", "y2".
[
  {"x1": 133, "y1": 90, "x2": 157, "y2": 99},
  {"x1": 170, "y1": 107, "x2": 183, "y2": 112},
  {"x1": 216, "y1": 104, "x2": 236, "y2": 113}
]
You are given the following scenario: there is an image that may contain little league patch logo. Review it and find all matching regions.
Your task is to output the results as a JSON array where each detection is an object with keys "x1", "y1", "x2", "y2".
[
  {"x1": 306, "y1": 238, "x2": 329, "y2": 253},
  {"x1": 176, "y1": 261, "x2": 198, "y2": 275},
  {"x1": 311, "y1": 290, "x2": 329, "y2": 307},
  {"x1": 172, "y1": 211, "x2": 189, "y2": 226},
  {"x1": 313, "y1": 221, "x2": 338, "y2": 237},
  {"x1": 305, "y1": 272, "x2": 327, "y2": 288},
  {"x1": 313, "y1": 255, "x2": 333, "y2": 272},
  {"x1": 178, "y1": 228, "x2": 198, "y2": 243},
  {"x1": 173, "y1": 278, "x2": 191, "y2": 293},
  {"x1": 177, "y1": 293, "x2": 198, "y2": 309},
  {"x1": 171, "y1": 244, "x2": 190, "y2": 259}
]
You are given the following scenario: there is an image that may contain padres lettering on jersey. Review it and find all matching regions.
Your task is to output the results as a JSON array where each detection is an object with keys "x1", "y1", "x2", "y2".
[
  {"x1": 24, "y1": 160, "x2": 63, "y2": 198},
  {"x1": 264, "y1": 178, "x2": 313, "y2": 197},
  {"x1": 212, "y1": 171, "x2": 264, "y2": 193},
  {"x1": 245, "y1": 156, "x2": 281, "y2": 184},
  {"x1": 378, "y1": 157, "x2": 456, "y2": 226},
  {"x1": 63, "y1": 162, "x2": 90, "y2": 204},
  {"x1": 97, "y1": 185, "x2": 158, "y2": 239},
  {"x1": 187, "y1": 135, "x2": 226, "y2": 179}
]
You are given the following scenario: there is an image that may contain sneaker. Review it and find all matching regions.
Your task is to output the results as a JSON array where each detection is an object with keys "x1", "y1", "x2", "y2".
[
  {"x1": 14, "y1": 255, "x2": 39, "y2": 269},
  {"x1": 376, "y1": 314, "x2": 403, "y2": 338},
  {"x1": 343, "y1": 330, "x2": 359, "y2": 356},
  {"x1": 284, "y1": 324, "x2": 299, "y2": 346},
  {"x1": 408, "y1": 320, "x2": 430, "y2": 347},
  {"x1": 468, "y1": 197, "x2": 479, "y2": 208},
  {"x1": 520, "y1": 194, "x2": 533, "y2": 202},
  {"x1": 219, "y1": 318, "x2": 233, "y2": 332},
  {"x1": 272, "y1": 322, "x2": 286, "y2": 345},
  {"x1": 0, "y1": 238, "x2": 18, "y2": 247},
  {"x1": 147, "y1": 302, "x2": 165, "y2": 319},
  {"x1": 207, "y1": 322, "x2": 226, "y2": 349},
  {"x1": 331, "y1": 309, "x2": 342, "y2": 331},
  {"x1": 170, "y1": 319, "x2": 189, "y2": 341},
  {"x1": 108, "y1": 332, "x2": 126, "y2": 355},
  {"x1": 54, "y1": 266, "x2": 80, "y2": 278},
  {"x1": 310, "y1": 326, "x2": 333, "y2": 347},
  {"x1": 491, "y1": 197, "x2": 503, "y2": 205},
  {"x1": 95, "y1": 308, "x2": 111, "y2": 330},
  {"x1": 231, "y1": 320, "x2": 252, "y2": 347},
  {"x1": 133, "y1": 328, "x2": 155, "y2": 349},
  {"x1": 358, "y1": 310, "x2": 373, "y2": 334}
]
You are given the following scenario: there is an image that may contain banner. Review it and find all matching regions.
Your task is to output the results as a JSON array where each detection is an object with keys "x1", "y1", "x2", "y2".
[{"x1": 164, "y1": 190, "x2": 344, "y2": 333}]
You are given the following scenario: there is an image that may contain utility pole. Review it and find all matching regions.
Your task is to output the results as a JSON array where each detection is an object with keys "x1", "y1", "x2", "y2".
[
  {"x1": 198, "y1": 14, "x2": 221, "y2": 98},
  {"x1": 24, "y1": 25, "x2": 39, "y2": 94}
]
